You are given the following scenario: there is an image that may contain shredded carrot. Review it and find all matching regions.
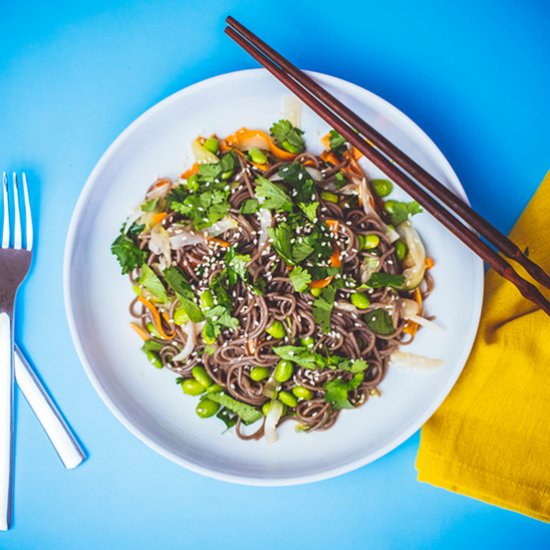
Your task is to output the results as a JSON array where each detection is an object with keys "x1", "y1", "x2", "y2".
[
  {"x1": 130, "y1": 322, "x2": 150, "y2": 341},
  {"x1": 224, "y1": 128, "x2": 296, "y2": 161},
  {"x1": 320, "y1": 132, "x2": 331, "y2": 149},
  {"x1": 137, "y1": 296, "x2": 175, "y2": 340},
  {"x1": 425, "y1": 257, "x2": 435, "y2": 269},
  {"x1": 250, "y1": 161, "x2": 268, "y2": 172},
  {"x1": 351, "y1": 147, "x2": 362, "y2": 161},
  {"x1": 207, "y1": 237, "x2": 230, "y2": 248},
  {"x1": 310, "y1": 247, "x2": 341, "y2": 288},
  {"x1": 151, "y1": 177, "x2": 170, "y2": 189},
  {"x1": 181, "y1": 162, "x2": 198, "y2": 179},
  {"x1": 330, "y1": 247, "x2": 342, "y2": 268},
  {"x1": 150, "y1": 212, "x2": 167, "y2": 226},
  {"x1": 414, "y1": 287, "x2": 423, "y2": 310},
  {"x1": 403, "y1": 321, "x2": 419, "y2": 335},
  {"x1": 320, "y1": 150, "x2": 340, "y2": 165},
  {"x1": 246, "y1": 340, "x2": 256, "y2": 354},
  {"x1": 325, "y1": 219, "x2": 340, "y2": 234},
  {"x1": 302, "y1": 159, "x2": 316, "y2": 167},
  {"x1": 310, "y1": 276, "x2": 333, "y2": 289}
]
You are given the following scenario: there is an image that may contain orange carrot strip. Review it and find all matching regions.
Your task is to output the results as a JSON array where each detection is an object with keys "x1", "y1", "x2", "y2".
[
  {"x1": 325, "y1": 219, "x2": 340, "y2": 234},
  {"x1": 403, "y1": 321, "x2": 419, "y2": 335},
  {"x1": 425, "y1": 257, "x2": 435, "y2": 269},
  {"x1": 224, "y1": 128, "x2": 296, "y2": 161},
  {"x1": 181, "y1": 162, "x2": 198, "y2": 179},
  {"x1": 310, "y1": 276, "x2": 333, "y2": 289},
  {"x1": 320, "y1": 132, "x2": 331, "y2": 149},
  {"x1": 414, "y1": 287, "x2": 423, "y2": 310},
  {"x1": 207, "y1": 237, "x2": 230, "y2": 248},
  {"x1": 330, "y1": 247, "x2": 342, "y2": 268},
  {"x1": 150, "y1": 212, "x2": 167, "y2": 226},
  {"x1": 138, "y1": 296, "x2": 175, "y2": 340},
  {"x1": 130, "y1": 322, "x2": 151, "y2": 341}
]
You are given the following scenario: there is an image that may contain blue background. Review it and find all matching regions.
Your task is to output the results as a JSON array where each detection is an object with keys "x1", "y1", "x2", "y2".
[{"x1": 1, "y1": 0, "x2": 549, "y2": 548}]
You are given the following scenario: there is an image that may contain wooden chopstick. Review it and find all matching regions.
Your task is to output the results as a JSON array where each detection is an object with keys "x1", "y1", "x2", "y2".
[
  {"x1": 227, "y1": 16, "x2": 550, "y2": 291},
  {"x1": 225, "y1": 18, "x2": 550, "y2": 316}
]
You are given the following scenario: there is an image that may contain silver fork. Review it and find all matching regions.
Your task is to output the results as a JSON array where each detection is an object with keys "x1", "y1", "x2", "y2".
[{"x1": 0, "y1": 172, "x2": 32, "y2": 530}]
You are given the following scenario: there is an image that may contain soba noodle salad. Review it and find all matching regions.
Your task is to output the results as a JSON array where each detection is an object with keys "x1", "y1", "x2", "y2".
[{"x1": 111, "y1": 117, "x2": 438, "y2": 442}]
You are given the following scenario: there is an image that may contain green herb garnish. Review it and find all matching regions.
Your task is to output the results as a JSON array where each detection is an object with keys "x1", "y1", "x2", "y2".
[
  {"x1": 270, "y1": 119, "x2": 305, "y2": 154},
  {"x1": 289, "y1": 266, "x2": 312, "y2": 292},
  {"x1": 328, "y1": 130, "x2": 347, "y2": 156},
  {"x1": 137, "y1": 264, "x2": 168, "y2": 303},
  {"x1": 207, "y1": 393, "x2": 262, "y2": 424},
  {"x1": 255, "y1": 176, "x2": 293, "y2": 212},
  {"x1": 111, "y1": 222, "x2": 147, "y2": 275},
  {"x1": 365, "y1": 308, "x2": 395, "y2": 335},
  {"x1": 324, "y1": 373, "x2": 364, "y2": 409},
  {"x1": 384, "y1": 200, "x2": 423, "y2": 226},
  {"x1": 366, "y1": 272, "x2": 405, "y2": 289},
  {"x1": 312, "y1": 284, "x2": 336, "y2": 333}
]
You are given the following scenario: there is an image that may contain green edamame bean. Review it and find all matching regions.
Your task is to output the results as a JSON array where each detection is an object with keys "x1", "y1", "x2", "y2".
[
  {"x1": 181, "y1": 379, "x2": 205, "y2": 396},
  {"x1": 300, "y1": 337, "x2": 314, "y2": 349},
  {"x1": 250, "y1": 367, "x2": 270, "y2": 382},
  {"x1": 320, "y1": 191, "x2": 339, "y2": 204},
  {"x1": 266, "y1": 320, "x2": 286, "y2": 339},
  {"x1": 203, "y1": 138, "x2": 219, "y2": 154},
  {"x1": 274, "y1": 360, "x2": 294, "y2": 383},
  {"x1": 363, "y1": 234, "x2": 380, "y2": 249},
  {"x1": 351, "y1": 292, "x2": 371, "y2": 310},
  {"x1": 371, "y1": 179, "x2": 393, "y2": 197},
  {"x1": 249, "y1": 147, "x2": 267, "y2": 164},
  {"x1": 292, "y1": 386, "x2": 314, "y2": 400},
  {"x1": 279, "y1": 391, "x2": 298, "y2": 408},
  {"x1": 146, "y1": 322, "x2": 161, "y2": 339},
  {"x1": 192, "y1": 366, "x2": 213, "y2": 389},
  {"x1": 207, "y1": 383, "x2": 223, "y2": 394},
  {"x1": 196, "y1": 398, "x2": 220, "y2": 418},
  {"x1": 145, "y1": 350, "x2": 163, "y2": 369},
  {"x1": 311, "y1": 287, "x2": 321, "y2": 297},
  {"x1": 173, "y1": 307, "x2": 189, "y2": 326},
  {"x1": 395, "y1": 240, "x2": 407, "y2": 261},
  {"x1": 200, "y1": 289, "x2": 215, "y2": 310}
]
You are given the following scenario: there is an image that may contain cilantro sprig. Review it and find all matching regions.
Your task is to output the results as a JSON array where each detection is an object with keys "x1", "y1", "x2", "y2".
[
  {"x1": 111, "y1": 222, "x2": 146, "y2": 275},
  {"x1": 270, "y1": 119, "x2": 305, "y2": 154}
]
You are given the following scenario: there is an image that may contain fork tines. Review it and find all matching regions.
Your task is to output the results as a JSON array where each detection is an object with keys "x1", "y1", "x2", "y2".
[{"x1": 1, "y1": 173, "x2": 33, "y2": 251}]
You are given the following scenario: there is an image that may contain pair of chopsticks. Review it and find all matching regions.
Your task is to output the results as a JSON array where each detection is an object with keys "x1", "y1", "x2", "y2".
[{"x1": 225, "y1": 16, "x2": 550, "y2": 316}]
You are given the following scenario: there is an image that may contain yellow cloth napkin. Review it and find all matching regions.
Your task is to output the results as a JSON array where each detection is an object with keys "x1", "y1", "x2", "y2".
[{"x1": 416, "y1": 171, "x2": 550, "y2": 522}]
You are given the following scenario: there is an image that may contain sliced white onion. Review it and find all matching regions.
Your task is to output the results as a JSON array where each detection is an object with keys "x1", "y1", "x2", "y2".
[
  {"x1": 191, "y1": 139, "x2": 219, "y2": 164},
  {"x1": 360, "y1": 255, "x2": 381, "y2": 283},
  {"x1": 399, "y1": 299, "x2": 444, "y2": 332},
  {"x1": 264, "y1": 400, "x2": 284, "y2": 444},
  {"x1": 335, "y1": 301, "x2": 357, "y2": 313},
  {"x1": 146, "y1": 179, "x2": 172, "y2": 200},
  {"x1": 283, "y1": 96, "x2": 302, "y2": 128},
  {"x1": 207, "y1": 216, "x2": 238, "y2": 237},
  {"x1": 398, "y1": 221, "x2": 426, "y2": 289},
  {"x1": 234, "y1": 133, "x2": 269, "y2": 152},
  {"x1": 168, "y1": 229, "x2": 206, "y2": 249},
  {"x1": 257, "y1": 208, "x2": 273, "y2": 248},
  {"x1": 391, "y1": 350, "x2": 444, "y2": 371},
  {"x1": 262, "y1": 376, "x2": 278, "y2": 399},
  {"x1": 149, "y1": 224, "x2": 171, "y2": 263},
  {"x1": 305, "y1": 167, "x2": 322, "y2": 182},
  {"x1": 385, "y1": 225, "x2": 401, "y2": 243},
  {"x1": 171, "y1": 321, "x2": 197, "y2": 362},
  {"x1": 123, "y1": 205, "x2": 143, "y2": 234}
]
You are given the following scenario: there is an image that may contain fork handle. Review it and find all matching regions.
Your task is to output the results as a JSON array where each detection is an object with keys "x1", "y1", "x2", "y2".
[
  {"x1": 0, "y1": 311, "x2": 14, "y2": 531},
  {"x1": 14, "y1": 346, "x2": 85, "y2": 469}
]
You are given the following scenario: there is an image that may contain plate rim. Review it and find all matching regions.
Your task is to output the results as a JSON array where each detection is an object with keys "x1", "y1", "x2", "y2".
[{"x1": 63, "y1": 68, "x2": 484, "y2": 486}]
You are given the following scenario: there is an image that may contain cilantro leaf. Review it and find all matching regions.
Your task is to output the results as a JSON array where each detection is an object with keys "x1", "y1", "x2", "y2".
[
  {"x1": 299, "y1": 201, "x2": 319, "y2": 222},
  {"x1": 163, "y1": 267, "x2": 204, "y2": 322},
  {"x1": 207, "y1": 392, "x2": 262, "y2": 425},
  {"x1": 138, "y1": 264, "x2": 168, "y2": 303},
  {"x1": 255, "y1": 176, "x2": 293, "y2": 212},
  {"x1": 312, "y1": 284, "x2": 336, "y2": 333},
  {"x1": 273, "y1": 346, "x2": 369, "y2": 373},
  {"x1": 328, "y1": 130, "x2": 347, "y2": 156},
  {"x1": 365, "y1": 308, "x2": 395, "y2": 335},
  {"x1": 141, "y1": 198, "x2": 158, "y2": 212},
  {"x1": 278, "y1": 162, "x2": 315, "y2": 205},
  {"x1": 324, "y1": 373, "x2": 364, "y2": 410},
  {"x1": 334, "y1": 171, "x2": 347, "y2": 189},
  {"x1": 239, "y1": 198, "x2": 260, "y2": 214},
  {"x1": 289, "y1": 266, "x2": 312, "y2": 292},
  {"x1": 270, "y1": 119, "x2": 305, "y2": 154},
  {"x1": 204, "y1": 305, "x2": 239, "y2": 340},
  {"x1": 267, "y1": 223, "x2": 294, "y2": 264},
  {"x1": 384, "y1": 200, "x2": 423, "y2": 226},
  {"x1": 366, "y1": 272, "x2": 405, "y2": 289},
  {"x1": 197, "y1": 152, "x2": 236, "y2": 181},
  {"x1": 225, "y1": 247, "x2": 251, "y2": 286},
  {"x1": 216, "y1": 407, "x2": 238, "y2": 429},
  {"x1": 111, "y1": 222, "x2": 147, "y2": 275}
]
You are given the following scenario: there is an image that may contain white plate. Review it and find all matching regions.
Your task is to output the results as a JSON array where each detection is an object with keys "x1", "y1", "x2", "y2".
[{"x1": 64, "y1": 69, "x2": 483, "y2": 486}]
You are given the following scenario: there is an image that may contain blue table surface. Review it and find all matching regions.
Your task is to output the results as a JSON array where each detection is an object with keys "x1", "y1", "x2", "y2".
[{"x1": 1, "y1": 1, "x2": 549, "y2": 548}]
